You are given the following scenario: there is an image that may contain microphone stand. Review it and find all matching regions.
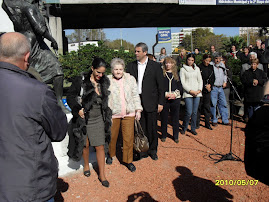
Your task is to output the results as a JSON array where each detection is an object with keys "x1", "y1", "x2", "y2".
[{"x1": 210, "y1": 69, "x2": 243, "y2": 163}]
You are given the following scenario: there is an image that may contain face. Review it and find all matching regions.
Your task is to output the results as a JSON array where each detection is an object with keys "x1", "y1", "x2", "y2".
[
  {"x1": 203, "y1": 58, "x2": 211, "y2": 66},
  {"x1": 250, "y1": 54, "x2": 256, "y2": 60},
  {"x1": 256, "y1": 40, "x2": 261, "y2": 47},
  {"x1": 187, "y1": 57, "x2": 195, "y2": 66},
  {"x1": 231, "y1": 46, "x2": 236, "y2": 52},
  {"x1": 244, "y1": 48, "x2": 249, "y2": 54},
  {"x1": 195, "y1": 49, "x2": 199, "y2": 54},
  {"x1": 165, "y1": 62, "x2": 173, "y2": 71},
  {"x1": 214, "y1": 57, "x2": 222, "y2": 65},
  {"x1": 211, "y1": 46, "x2": 215, "y2": 52},
  {"x1": 251, "y1": 62, "x2": 258, "y2": 70},
  {"x1": 135, "y1": 47, "x2": 147, "y2": 62},
  {"x1": 112, "y1": 64, "x2": 124, "y2": 79},
  {"x1": 92, "y1": 66, "x2": 106, "y2": 81},
  {"x1": 161, "y1": 48, "x2": 166, "y2": 54}
]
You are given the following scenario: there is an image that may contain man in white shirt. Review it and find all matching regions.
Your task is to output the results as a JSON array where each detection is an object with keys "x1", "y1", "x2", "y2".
[{"x1": 127, "y1": 42, "x2": 164, "y2": 160}]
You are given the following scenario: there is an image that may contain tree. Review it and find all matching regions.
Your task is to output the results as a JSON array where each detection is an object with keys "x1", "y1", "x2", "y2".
[
  {"x1": 222, "y1": 36, "x2": 246, "y2": 53},
  {"x1": 66, "y1": 29, "x2": 106, "y2": 43},
  {"x1": 59, "y1": 41, "x2": 135, "y2": 80},
  {"x1": 104, "y1": 39, "x2": 135, "y2": 51},
  {"x1": 181, "y1": 28, "x2": 224, "y2": 53}
]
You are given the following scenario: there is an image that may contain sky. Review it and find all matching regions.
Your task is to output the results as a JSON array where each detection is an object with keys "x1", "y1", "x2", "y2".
[{"x1": 65, "y1": 27, "x2": 239, "y2": 54}]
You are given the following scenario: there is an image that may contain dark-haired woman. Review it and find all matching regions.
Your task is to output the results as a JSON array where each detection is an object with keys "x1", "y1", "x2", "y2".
[
  {"x1": 197, "y1": 54, "x2": 215, "y2": 130},
  {"x1": 67, "y1": 57, "x2": 111, "y2": 187},
  {"x1": 160, "y1": 57, "x2": 182, "y2": 143},
  {"x1": 180, "y1": 54, "x2": 203, "y2": 135}
]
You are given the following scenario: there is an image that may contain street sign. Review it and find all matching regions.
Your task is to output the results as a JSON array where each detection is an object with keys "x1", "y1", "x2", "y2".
[{"x1": 157, "y1": 27, "x2": 171, "y2": 44}]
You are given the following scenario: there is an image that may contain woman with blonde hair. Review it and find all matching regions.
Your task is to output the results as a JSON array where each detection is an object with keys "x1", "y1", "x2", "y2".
[
  {"x1": 107, "y1": 58, "x2": 143, "y2": 172},
  {"x1": 160, "y1": 57, "x2": 183, "y2": 143}
]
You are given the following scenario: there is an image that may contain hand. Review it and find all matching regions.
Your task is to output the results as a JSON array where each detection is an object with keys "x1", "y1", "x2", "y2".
[
  {"x1": 205, "y1": 84, "x2": 211, "y2": 92},
  {"x1": 158, "y1": 105, "x2": 163, "y2": 113},
  {"x1": 135, "y1": 111, "x2": 141, "y2": 121},
  {"x1": 253, "y1": 79, "x2": 258, "y2": 86},
  {"x1": 51, "y1": 41, "x2": 58, "y2": 50},
  {"x1": 78, "y1": 108, "x2": 85, "y2": 119},
  {"x1": 223, "y1": 83, "x2": 227, "y2": 88},
  {"x1": 189, "y1": 90, "x2": 196, "y2": 97},
  {"x1": 168, "y1": 94, "x2": 176, "y2": 100}
]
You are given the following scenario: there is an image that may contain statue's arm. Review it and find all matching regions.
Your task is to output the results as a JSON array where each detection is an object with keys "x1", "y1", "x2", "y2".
[{"x1": 24, "y1": 5, "x2": 58, "y2": 50}]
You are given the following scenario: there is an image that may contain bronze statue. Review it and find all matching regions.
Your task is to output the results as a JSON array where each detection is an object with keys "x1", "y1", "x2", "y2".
[{"x1": 2, "y1": 0, "x2": 69, "y2": 113}]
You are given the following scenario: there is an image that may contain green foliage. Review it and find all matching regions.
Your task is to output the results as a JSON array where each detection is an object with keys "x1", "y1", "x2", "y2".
[
  {"x1": 104, "y1": 39, "x2": 135, "y2": 51},
  {"x1": 195, "y1": 54, "x2": 203, "y2": 66},
  {"x1": 227, "y1": 56, "x2": 243, "y2": 89},
  {"x1": 59, "y1": 41, "x2": 135, "y2": 80},
  {"x1": 222, "y1": 36, "x2": 246, "y2": 53}
]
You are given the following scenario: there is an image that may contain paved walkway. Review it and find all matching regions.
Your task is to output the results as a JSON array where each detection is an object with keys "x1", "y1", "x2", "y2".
[{"x1": 54, "y1": 117, "x2": 269, "y2": 201}]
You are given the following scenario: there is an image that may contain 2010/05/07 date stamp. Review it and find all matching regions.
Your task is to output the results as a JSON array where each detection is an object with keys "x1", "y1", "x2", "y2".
[{"x1": 215, "y1": 179, "x2": 258, "y2": 186}]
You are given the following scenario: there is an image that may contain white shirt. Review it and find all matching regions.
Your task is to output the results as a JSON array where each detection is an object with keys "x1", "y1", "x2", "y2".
[{"x1": 137, "y1": 57, "x2": 148, "y2": 94}]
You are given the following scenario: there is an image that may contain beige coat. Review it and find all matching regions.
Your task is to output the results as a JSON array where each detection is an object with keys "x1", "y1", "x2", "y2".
[{"x1": 108, "y1": 72, "x2": 143, "y2": 115}]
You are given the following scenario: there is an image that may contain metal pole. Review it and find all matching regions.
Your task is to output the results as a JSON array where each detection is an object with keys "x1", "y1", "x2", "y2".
[
  {"x1": 191, "y1": 29, "x2": 193, "y2": 53},
  {"x1": 152, "y1": 34, "x2": 158, "y2": 56},
  {"x1": 120, "y1": 28, "x2": 123, "y2": 47},
  {"x1": 247, "y1": 27, "x2": 250, "y2": 46}
]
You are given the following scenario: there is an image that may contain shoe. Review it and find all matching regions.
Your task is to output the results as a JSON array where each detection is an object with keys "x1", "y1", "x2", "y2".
[
  {"x1": 98, "y1": 178, "x2": 110, "y2": 188},
  {"x1": 83, "y1": 170, "x2": 91, "y2": 177},
  {"x1": 106, "y1": 157, "x2": 113, "y2": 165},
  {"x1": 223, "y1": 122, "x2": 231, "y2": 126},
  {"x1": 196, "y1": 125, "x2": 200, "y2": 129},
  {"x1": 191, "y1": 130, "x2": 198, "y2": 135},
  {"x1": 126, "y1": 163, "x2": 136, "y2": 172},
  {"x1": 174, "y1": 139, "x2": 179, "y2": 143},
  {"x1": 181, "y1": 130, "x2": 185, "y2": 135},
  {"x1": 150, "y1": 154, "x2": 158, "y2": 161},
  {"x1": 161, "y1": 138, "x2": 166, "y2": 142},
  {"x1": 212, "y1": 122, "x2": 218, "y2": 126},
  {"x1": 205, "y1": 126, "x2": 213, "y2": 130}
]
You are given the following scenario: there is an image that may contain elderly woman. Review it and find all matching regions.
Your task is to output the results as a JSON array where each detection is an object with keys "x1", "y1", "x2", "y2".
[
  {"x1": 107, "y1": 58, "x2": 143, "y2": 172},
  {"x1": 241, "y1": 58, "x2": 267, "y2": 118}
]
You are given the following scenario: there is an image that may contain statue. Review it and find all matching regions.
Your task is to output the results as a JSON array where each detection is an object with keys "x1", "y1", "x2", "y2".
[{"x1": 2, "y1": 0, "x2": 69, "y2": 113}]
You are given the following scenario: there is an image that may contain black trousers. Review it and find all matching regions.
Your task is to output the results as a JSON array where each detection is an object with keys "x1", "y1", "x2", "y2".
[
  {"x1": 161, "y1": 99, "x2": 180, "y2": 140},
  {"x1": 197, "y1": 92, "x2": 211, "y2": 128},
  {"x1": 140, "y1": 110, "x2": 158, "y2": 156}
]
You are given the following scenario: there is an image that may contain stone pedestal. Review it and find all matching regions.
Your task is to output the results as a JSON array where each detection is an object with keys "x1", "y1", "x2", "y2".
[{"x1": 52, "y1": 113, "x2": 97, "y2": 176}]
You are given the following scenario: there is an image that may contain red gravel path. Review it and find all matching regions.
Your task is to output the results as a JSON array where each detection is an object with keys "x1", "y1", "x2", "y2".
[{"x1": 56, "y1": 117, "x2": 269, "y2": 201}]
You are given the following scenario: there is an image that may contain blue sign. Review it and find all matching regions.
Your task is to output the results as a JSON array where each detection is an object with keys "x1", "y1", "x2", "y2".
[{"x1": 157, "y1": 27, "x2": 171, "y2": 44}]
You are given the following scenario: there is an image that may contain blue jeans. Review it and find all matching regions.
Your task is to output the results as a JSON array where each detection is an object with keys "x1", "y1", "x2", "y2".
[
  {"x1": 47, "y1": 197, "x2": 54, "y2": 202},
  {"x1": 183, "y1": 97, "x2": 200, "y2": 132},
  {"x1": 211, "y1": 86, "x2": 229, "y2": 124},
  {"x1": 247, "y1": 103, "x2": 261, "y2": 118}
]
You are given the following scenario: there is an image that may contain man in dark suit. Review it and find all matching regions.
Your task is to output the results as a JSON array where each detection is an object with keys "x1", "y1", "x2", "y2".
[{"x1": 126, "y1": 42, "x2": 165, "y2": 160}]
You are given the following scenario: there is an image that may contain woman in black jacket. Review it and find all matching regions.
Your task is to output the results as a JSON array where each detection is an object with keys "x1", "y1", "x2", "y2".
[
  {"x1": 161, "y1": 57, "x2": 183, "y2": 143},
  {"x1": 241, "y1": 58, "x2": 267, "y2": 118},
  {"x1": 197, "y1": 54, "x2": 215, "y2": 130},
  {"x1": 67, "y1": 57, "x2": 112, "y2": 187}
]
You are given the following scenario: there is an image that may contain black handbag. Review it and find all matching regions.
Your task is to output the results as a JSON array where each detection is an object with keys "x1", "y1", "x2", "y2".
[{"x1": 133, "y1": 120, "x2": 149, "y2": 153}]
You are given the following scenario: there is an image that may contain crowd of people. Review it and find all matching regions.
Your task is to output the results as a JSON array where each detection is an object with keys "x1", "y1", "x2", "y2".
[
  {"x1": 66, "y1": 41, "x2": 269, "y2": 188},
  {"x1": 1, "y1": 31, "x2": 269, "y2": 201}
]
